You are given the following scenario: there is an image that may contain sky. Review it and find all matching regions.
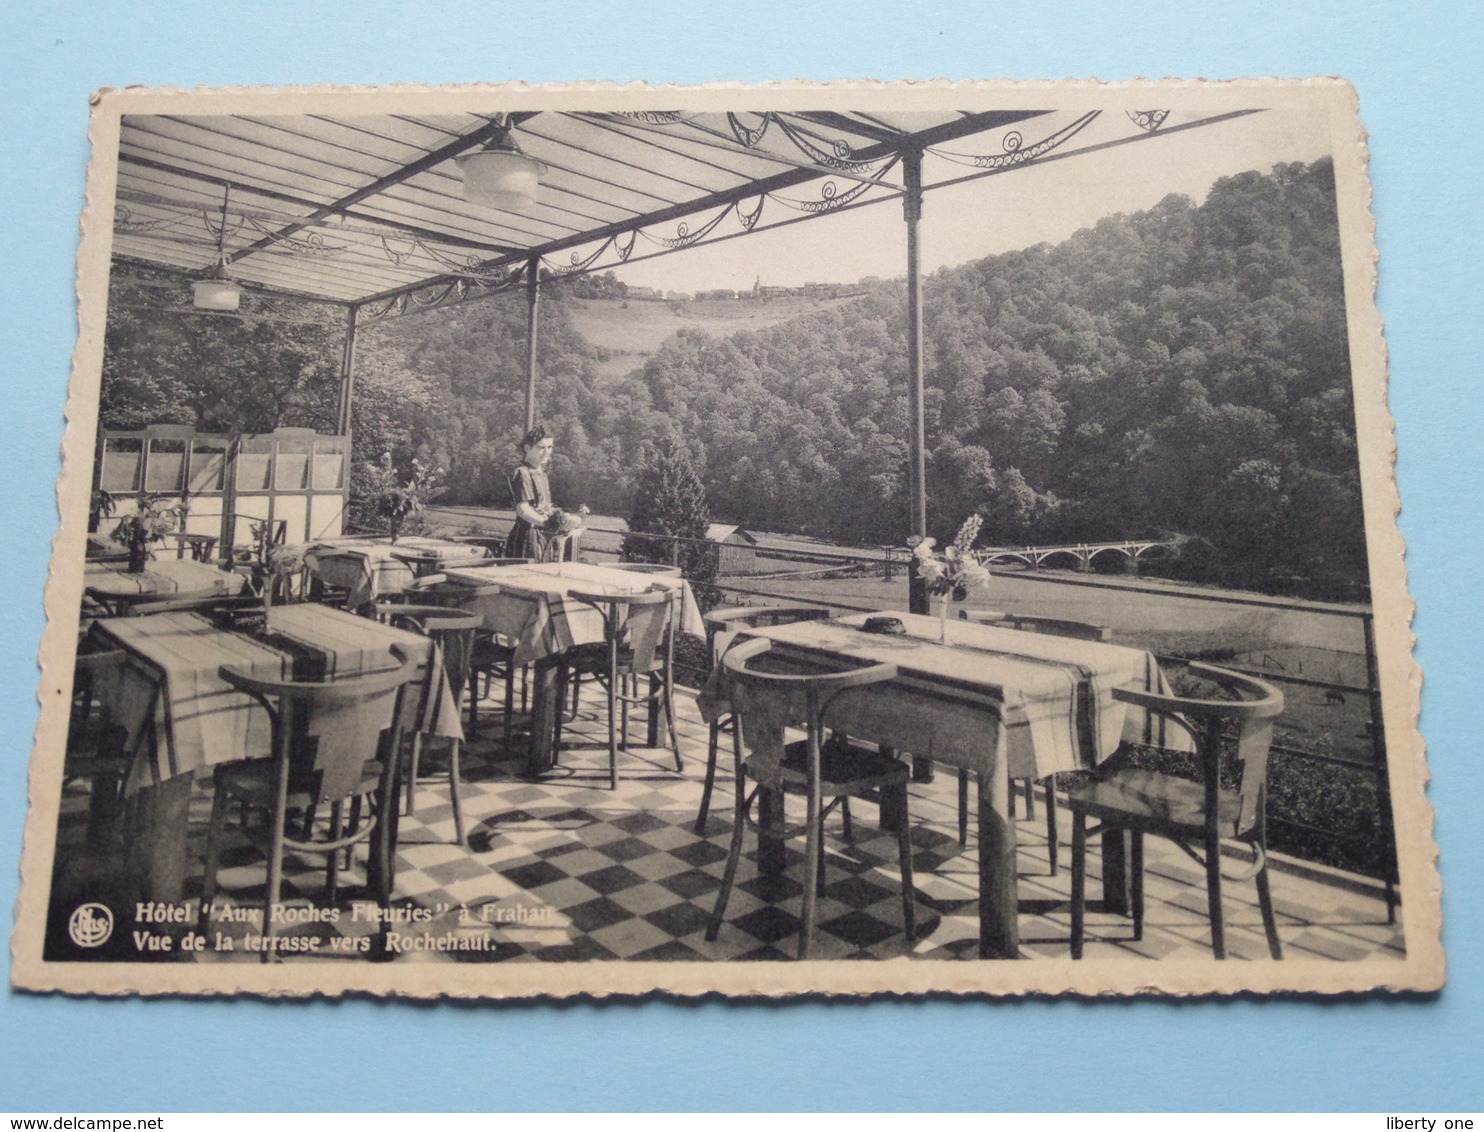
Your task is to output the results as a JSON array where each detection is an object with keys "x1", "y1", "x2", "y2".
[{"x1": 604, "y1": 106, "x2": 1335, "y2": 295}]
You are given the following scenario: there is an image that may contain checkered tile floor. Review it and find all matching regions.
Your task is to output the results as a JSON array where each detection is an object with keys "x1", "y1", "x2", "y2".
[{"x1": 51, "y1": 682, "x2": 1407, "y2": 964}]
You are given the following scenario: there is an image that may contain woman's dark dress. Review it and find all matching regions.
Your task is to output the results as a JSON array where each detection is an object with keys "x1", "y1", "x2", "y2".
[{"x1": 504, "y1": 465, "x2": 552, "y2": 560}]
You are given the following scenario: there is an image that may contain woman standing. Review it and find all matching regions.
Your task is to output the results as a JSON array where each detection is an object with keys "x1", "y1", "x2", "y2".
[{"x1": 504, "y1": 425, "x2": 556, "y2": 561}]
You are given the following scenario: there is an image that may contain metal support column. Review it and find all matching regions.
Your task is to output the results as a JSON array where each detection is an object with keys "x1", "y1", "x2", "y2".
[
  {"x1": 335, "y1": 304, "x2": 359, "y2": 437},
  {"x1": 903, "y1": 147, "x2": 929, "y2": 617},
  {"x1": 524, "y1": 256, "x2": 541, "y2": 431},
  {"x1": 333, "y1": 304, "x2": 359, "y2": 542},
  {"x1": 903, "y1": 146, "x2": 937, "y2": 785}
]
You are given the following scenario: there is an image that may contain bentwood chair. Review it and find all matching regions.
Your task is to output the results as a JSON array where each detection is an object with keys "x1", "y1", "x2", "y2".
[
  {"x1": 402, "y1": 560, "x2": 534, "y2": 598},
  {"x1": 408, "y1": 577, "x2": 528, "y2": 750},
  {"x1": 64, "y1": 648, "x2": 133, "y2": 848},
  {"x1": 203, "y1": 647, "x2": 420, "y2": 960},
  {"x1": 168, "y1": 532, "x2": 219, "y2": 562},
  {"x1": 1066, "y1": 661, "x2": 1286, "y2": 960},
  {"x1": 694, "y1": 604, "x2": 833, "y2": 834},
  {"x1": 222, "y1": 514, "x2": 287, "y2": 571},
  {"x1": 392, "y1": 549, "x2": 490, "y2": 581},
  {"x1": 999, "y1": 613, "x2": 1113, "y2": 642},
  {"x1": 563, "y1": 563, "x2": 682, "y2": 719},
  {"x1": 100, "y1": 584, "x2": 226, "y2": 619},
  {"x1": 124, "y1": 591, "x2": 260, "y2": 620},
  {"x1": 455, "y1": 536, "x2": 512, "y2": 557},
  {"x1": 559, "y1": 588, "x2": 683, "y2": 790},
  {"x1": 373, "y1": 602, "x2": 480, "y2": 846},
  {"x1": 955, "y1": 609, "x2": 1113, "y2": 872},
  {"x1": 705, "y1": 637, "x2": 914, "y2": 959}
]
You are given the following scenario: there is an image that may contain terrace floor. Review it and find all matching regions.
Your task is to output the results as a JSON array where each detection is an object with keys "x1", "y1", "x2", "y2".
[{"x1": 52, "y1": 684, "x2": 1406, "y2": 965}]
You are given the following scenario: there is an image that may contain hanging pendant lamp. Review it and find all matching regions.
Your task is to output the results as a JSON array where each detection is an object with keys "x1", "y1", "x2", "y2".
[
  {"x1": 457, "y1": 118, "x2": 547, "y2": 210},
  {"x1": 193, "y1": 184, "x2": 241, "y2": 311}
]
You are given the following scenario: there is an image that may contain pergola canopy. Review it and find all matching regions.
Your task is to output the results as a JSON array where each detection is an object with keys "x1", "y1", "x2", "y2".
[{"x1": 110, "y1": 106, "x2": 1241, "y2": 312}]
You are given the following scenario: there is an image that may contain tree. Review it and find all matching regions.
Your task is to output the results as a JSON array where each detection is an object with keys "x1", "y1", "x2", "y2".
[{"x1": 621, "y1": 442, "x2": 717, "y2": 594}]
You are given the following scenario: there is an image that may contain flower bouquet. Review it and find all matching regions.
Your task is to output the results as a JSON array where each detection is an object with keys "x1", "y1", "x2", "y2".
[
  {"x1": 110, "y1": 493, "x2": 184, "y2": 573},
  {"x1": 542, "y1": 504, "x2": 590, "y2": 571},
  {"x1": 360, "y1": 452, "x2": 446, "y2": 544},
  {"x1": 258, "y1": 541, "x2": 308, "y2": 619},
  {"x1": 907, "y1": 514, "x2": 992, "y2": 641}
]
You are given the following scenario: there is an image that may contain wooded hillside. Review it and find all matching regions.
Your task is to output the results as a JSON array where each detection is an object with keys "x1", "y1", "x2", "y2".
[{"x1": 100, "y1": 157, "x2": 1364, "y2": 595}]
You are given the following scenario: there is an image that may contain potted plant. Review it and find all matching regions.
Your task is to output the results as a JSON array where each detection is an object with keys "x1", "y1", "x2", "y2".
[
  {"x1": 110, "y1": 493, "x2": 184, "y2": 573},
  {"x1": 359, "y1": 452, "x2": 446, "y2": 544}
]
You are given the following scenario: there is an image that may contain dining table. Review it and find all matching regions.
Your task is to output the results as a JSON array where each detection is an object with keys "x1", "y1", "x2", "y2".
[
  {"x1": 84, "y1": 558, "x2": 245, "y2": 613},
  {"x1": 707, "y1": 610, "x2": 1186, "y2": 959},
  {"x1": 299, "y1": 535, "x2": 490, "y2": 609},
  {"x1": 87, "y1": 602, "x2": 463, "y2": 902},
  {"x1": 439, "y1": 560, "x2": 706, "y2": 774}
]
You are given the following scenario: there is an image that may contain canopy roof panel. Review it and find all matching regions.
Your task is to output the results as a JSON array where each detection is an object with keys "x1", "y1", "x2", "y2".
[{"x1": 111, "y1": 106, "x2": 1252, "y2": 309}]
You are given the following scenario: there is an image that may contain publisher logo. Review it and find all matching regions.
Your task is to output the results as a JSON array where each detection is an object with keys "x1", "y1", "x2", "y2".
[{"x1": 68, "y1": 903, "x2": 114, "y2": 948}]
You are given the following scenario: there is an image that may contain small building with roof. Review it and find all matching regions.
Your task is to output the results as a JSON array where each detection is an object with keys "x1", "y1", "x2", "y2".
[{"x1": 706, "y1": 523, "x2": 759, "y2": 575}]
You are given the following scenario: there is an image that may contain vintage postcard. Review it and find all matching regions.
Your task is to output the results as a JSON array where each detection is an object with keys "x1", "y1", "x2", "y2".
[{"x1": 12, "y1": 79, "x2": 1439, "y2": 998}]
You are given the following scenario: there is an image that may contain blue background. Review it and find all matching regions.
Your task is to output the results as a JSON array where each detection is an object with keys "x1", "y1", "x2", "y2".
[{"x1": 2, "y1": 0, "x2": 1479, "y2": 1112}]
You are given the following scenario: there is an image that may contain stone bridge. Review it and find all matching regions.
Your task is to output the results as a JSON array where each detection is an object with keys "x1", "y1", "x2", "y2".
[{"x1": 975, "y1": 539, "x2": 1180, "y2": 573}]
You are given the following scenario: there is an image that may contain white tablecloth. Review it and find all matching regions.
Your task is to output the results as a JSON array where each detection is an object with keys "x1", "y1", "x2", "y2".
[
  {"x1": 708, "y1": 612, "x2": 1184, "y2": 779},
  {"x1": 301, "y1": 536, "x2": 488, "y2": 608},
  {"x1": 93, "y1": 604, "x2": 462, "y2": 791},
  {"x1": 441, "y1": 561, "x2": 706, "y2": 668}
]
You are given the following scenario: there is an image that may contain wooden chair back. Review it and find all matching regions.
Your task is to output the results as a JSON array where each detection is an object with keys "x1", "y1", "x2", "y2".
[
  {"x1": 569, "y1": 587, "x2": 679, "y2": 675},
  {"x1": 1112, "y1": 661, "x2": 1284, "y2": 837},
  {"x1": 219, "y1": 646, "x2": 419, "y2": 806},
  {"x1": 721, "y1": 637, "x2": 898, "y2": 767},
  {"x1": 1002, "y1": 614, "x2": 1113, "y2": 642},
  {"x1": 116, "y1": 585, "x2": 229, "y2": 617},
  {"x1": 169, "y1": 533, "x2": 219, "y2": 562},
  {"x1": 373, "y1": 603, "x2": 480, "y2": 706},
  {"x1": 70, "y1": 648, "x2": 127, "y2": 740},
  {"x1": 125, "y1": 590, "x2": 256, "y2": 618},
  {"x1": 456, "y1": 536, "x2": 513, "y2": 557},
  {"x1": 704, "y1": 604, "x2": 832, "y2": 669}
]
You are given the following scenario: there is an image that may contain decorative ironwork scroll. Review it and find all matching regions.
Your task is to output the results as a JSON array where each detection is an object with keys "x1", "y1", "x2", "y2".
[
  {"x1": 636, "y1": 205, "x2": 732, "y2": 250},
  {"x1": 771, "y1": 153, "x2": 902, "y2": 213},
  {"x1": 727, "y1": 111, "x2": 771, "y2": 148},
  {"x1": 360, "y1": 262, "x2": 526, "y2": 322},
  {"x1": 1127, "y1": 109, "x2": 1170, "y2": 133},
  {"x1": 606, "y1": 109, "x2": 891, "y2": 176},
  {"x1": 735, "y1": 196, "x2": 764, "y2": 230},
  {"x1": 613, "y1": 110, "x2": 693, "y2": 125},
  {"x1": 542, "y1": 237, "x2": 617, "y2": 276},
  {"x1": 929, "y1": 111, "x2": 1100, "y2": 170},
  {"x1": 772, "y1": 115, "x2": 882, "y2": 173},
  {"x1": 242, "y1": 215, "x2": 347, "y2": 257},
  {"x1": 112, "y1": 204, "x2": 192, "y2": 235},
  {"x1": 773, "y1": 177, "x2": 875, "y2": 214}
]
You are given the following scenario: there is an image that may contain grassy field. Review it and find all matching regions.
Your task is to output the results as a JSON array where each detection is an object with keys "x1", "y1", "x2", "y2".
[{"x1": 564, "y1": 294, "x2": 869, "y2": 383}]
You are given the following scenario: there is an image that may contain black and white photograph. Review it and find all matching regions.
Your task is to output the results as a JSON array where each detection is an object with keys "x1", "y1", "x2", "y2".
[{"x1": 11, "y1": 80, "x2": 1438, "y2": 997}]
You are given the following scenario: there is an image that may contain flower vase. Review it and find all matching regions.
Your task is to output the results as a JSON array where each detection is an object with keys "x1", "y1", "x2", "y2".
[
  {"x1": 938, "y1": 592, "x2": 951, "y2": 644},
  {"x1": 126, "y1": 542, "x2": 149, "y2": 574}
]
